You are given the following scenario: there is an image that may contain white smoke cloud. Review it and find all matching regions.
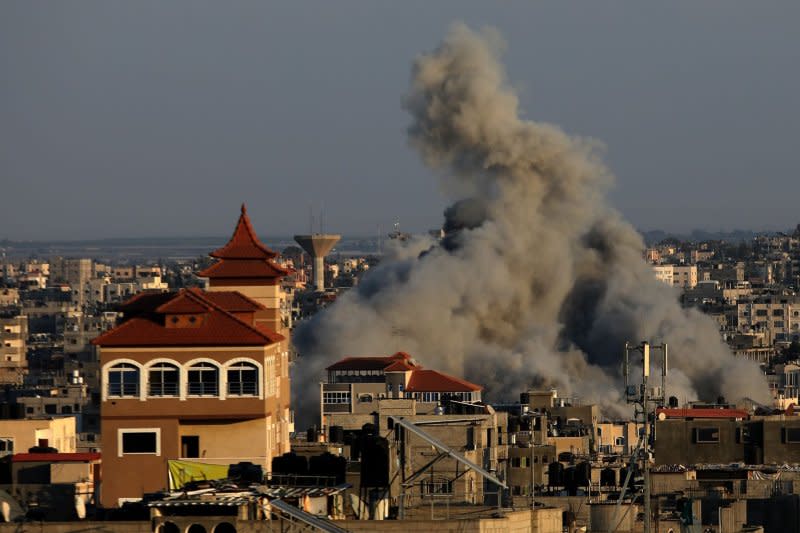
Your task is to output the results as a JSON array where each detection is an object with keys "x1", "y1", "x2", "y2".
[{"x1": 292, "y1": 23, "x2": 769, "y2": 427}]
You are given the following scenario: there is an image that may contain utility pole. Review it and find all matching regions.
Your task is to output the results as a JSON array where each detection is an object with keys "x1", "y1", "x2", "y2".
[{"x1": 623, "y1": 341, "x2": 668, "y2": 533}]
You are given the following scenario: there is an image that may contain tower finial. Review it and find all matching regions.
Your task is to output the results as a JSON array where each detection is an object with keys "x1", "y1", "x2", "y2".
[{"x1": 241, "y1": 203, "x2": 247, "y2": 215}]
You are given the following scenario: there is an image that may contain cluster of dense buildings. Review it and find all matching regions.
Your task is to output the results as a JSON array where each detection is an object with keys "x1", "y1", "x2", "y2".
[
  {"x1": 648, "y1": 229, "x2": 800, "y2": 413},
  {"x1": 3, "y1": 213, "x2": 800, "y2": 531}
]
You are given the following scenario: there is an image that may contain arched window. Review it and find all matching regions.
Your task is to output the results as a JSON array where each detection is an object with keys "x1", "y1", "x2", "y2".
[
  {"x1": 187, "y1": 362, "x2": 218, "y2": 397},
  {"x1": 227, "y1": 362, "x2": 259, "y2": 396},
  {"x1": 107, "y1": 363, "x2": 139, "y2": 398},
  {"x1": 149, "y1": 362, "x2": 179, "y2": 397}
]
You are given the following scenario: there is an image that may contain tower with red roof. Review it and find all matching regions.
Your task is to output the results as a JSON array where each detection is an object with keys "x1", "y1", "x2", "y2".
[
  {"x1": 94, "y1": 207, "x2": 293, "y2": 509},
  {"x1": 198, "y1": 204, "x2": 290, "y2": 335}
]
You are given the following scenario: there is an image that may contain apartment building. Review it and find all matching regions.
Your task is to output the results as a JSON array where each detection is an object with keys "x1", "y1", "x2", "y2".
[
  {"x1": 0, "y1": 315, "x2": 28, "y2": 384},
  {"x1": 652, "y1": 264, "x2": 698, "y2": 289},
  {"x1": 94, "y1": 206, "x2": 293, "y2": 508},
  {"x1": 737, "y1": 295, "x2": 800, "y2": 344},
  {"x1": 320, "y1": 351, "x2": 483, "y2": 432}
]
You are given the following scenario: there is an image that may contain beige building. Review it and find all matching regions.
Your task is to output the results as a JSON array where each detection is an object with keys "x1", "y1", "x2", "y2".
[
  {"x1": 0, "y1": 416, "x2": 77, "y2": 455},
  {"x1": 652, "y1": 264, "x2": 698, "y2": 289},
  {"x1": 0, "y1": 315, "x2": 28, "y2": 384},
  {"x1": 737, "y1": 295, "x2": 800, "y2": 344}
]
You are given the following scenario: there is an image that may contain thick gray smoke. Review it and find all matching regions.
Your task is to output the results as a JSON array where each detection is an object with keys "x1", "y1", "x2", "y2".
[{"x1": 292, "y1": 24, "x2": 769, "y2": 427}]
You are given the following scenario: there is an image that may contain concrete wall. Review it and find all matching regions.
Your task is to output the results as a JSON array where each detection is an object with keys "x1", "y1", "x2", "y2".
[{"x1": 0, "y1": 417, "x2": 77, "y2": 453}]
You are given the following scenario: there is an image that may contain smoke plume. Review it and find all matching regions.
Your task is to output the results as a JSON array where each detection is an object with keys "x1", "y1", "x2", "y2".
[{"x1": 292, "y1": 24, "x2": 769, "y2": 426}]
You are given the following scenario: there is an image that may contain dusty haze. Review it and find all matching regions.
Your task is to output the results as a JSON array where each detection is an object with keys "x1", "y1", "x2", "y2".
[{"x1": 292, "y1": 24, "x2": 769, "y2": 427}]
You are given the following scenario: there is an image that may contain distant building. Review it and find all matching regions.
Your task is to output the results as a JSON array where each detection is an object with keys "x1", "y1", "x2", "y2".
[
  {"x1": 737, "y1": 295, "x2": 800, "y2": 344},
  {"x1": 320, "y1": 351, "x2": 483, "y2": 432},
  {"x1": 0, "y1": 315, "x2": 27, "y2": 384},
  {"x1": 652, "y1": 264, "x2": 698, "y2": 289}
]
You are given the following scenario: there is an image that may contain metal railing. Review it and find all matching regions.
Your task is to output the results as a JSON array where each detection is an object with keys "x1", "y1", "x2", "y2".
[
  {"x1": 148, "y1": 382, "x2": 179, "y2": 397},
  {"x1": 108, "y1": 383, "x2": 138, "y2": 397},
  {"x1": 227, "y1": 381, "x2": 258, "y2": 396},
  {"x1": 187, "y1": 382, "x2": 218, "y2": 396}
]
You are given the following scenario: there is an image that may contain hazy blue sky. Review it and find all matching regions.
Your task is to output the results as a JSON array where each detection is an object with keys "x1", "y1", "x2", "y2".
[{"x1": 2, "y1": 2, "x2": 799, "y2": 240}]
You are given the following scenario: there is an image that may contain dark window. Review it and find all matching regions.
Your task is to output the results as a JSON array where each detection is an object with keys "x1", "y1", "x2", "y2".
[
  {"x1": 187, "y1": 363, "x2": 218, "y2": 396},
  {"x1": 181, "y1": 435, "x2": 199, "y2": 458},
  {"x1": 149, "y1": 363, "x2": 179, "y2": 397},
  {"x1": 756, "y1": 309, "x2": 768, "y2": 317},
  {"x1": 44, "y1": 404, "x2": 57, "y2": 415},
  {"x1": 121, "y1": 431, "x2": 158, "y2": 454},
  {"x1": 695, "y1": 427, "x2": 720, "y2": 443},
  {"x1": 227, "y1": 362, "x2": 258, "y2": 396},
  {"x1": 786, "y1": 427, "x2": 800, "y2": 443},
  {"x1": 108, "y1": 363, "x2": 140, "y2": 397},
  {"x1": 25, "y1": 407, "x2": 33, "y2": 414},
  {"x1": 61, "y1": 405, "x2": 72, "y2": 414}
]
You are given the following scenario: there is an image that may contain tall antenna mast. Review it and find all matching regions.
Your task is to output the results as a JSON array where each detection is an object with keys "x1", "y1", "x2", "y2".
[{"x1": 622, "y1": 341, "x2": 668, "y2": 533}]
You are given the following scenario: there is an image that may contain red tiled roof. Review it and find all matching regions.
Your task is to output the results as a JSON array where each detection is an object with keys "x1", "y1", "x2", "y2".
[
  {"x1": 209, "y1": 204, "x2": 278, "y2": 259},
  {"x1": 118, "y1": 291, "x2": 174, "y2": 313},
  {"x1": 656, "y1": 408, "x2": 749, "y2": 420},
  {"x1": 12, "y1": 452, "x2": 101, "y2": 463},
  {"x1": 92, "y1": 289, "x2": 283, "y2": 347},
  {"x1": 384, "y1": 360, "x2": 415, "y2": 372},
  {"x1": 202, "y1": 291, "x2": 265, "y2": 312},
  {"x1": 405, "y1": 369, "x2": 482, "y2": 393},
  {"x1": 326, "y1": 352, "x2": 414, "y2": 371},
  {"x1": 156, "y1": 291, "x2": 209, "y2": 313},
  {"x1": 197, "y1": 258, "x2": 289, "y2": 279}
]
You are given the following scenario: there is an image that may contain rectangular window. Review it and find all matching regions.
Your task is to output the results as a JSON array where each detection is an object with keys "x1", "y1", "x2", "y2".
[
  {"x1": 118, "y1": 428, "x2": 160, "y2": 456},
  {"x1": 785, "y1": 427, "x2": 800, "y2": 443},
  {"x1": 0, "y1": 438, "x2": 13, "y2": 455},
  {"x1": 695, "y1": 427, "x2": 720, "y2": 443},
  {"x1": 615, "y1": 437, "x2": 625, "y2": 446},
  {"x1": 323, "y1": 391, "x2": 350, "y2": 404}
]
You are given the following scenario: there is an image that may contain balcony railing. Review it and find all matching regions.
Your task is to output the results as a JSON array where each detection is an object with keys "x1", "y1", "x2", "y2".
[
  {"x1": 108, "y1": 383, "x2": 139, "y2": 397},
  {"x1": 148, "y1": 382, "x2": 179, "y2": 397},
  {"x1": 227, "y1": 381, "x2": 258, "y2": 396},
  {"x1": 187, "y1": 382, "x2": 218, "y2": 396}
]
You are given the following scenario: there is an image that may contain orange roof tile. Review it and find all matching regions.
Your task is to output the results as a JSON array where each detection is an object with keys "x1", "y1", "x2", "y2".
[
  {"x1": 405, "y1": 370, "x2": 482, "y2": 393},
  {"x1": 92, "y1": 289, "x2": 283, "y2": 348},
  {"x1": 197, "y1": 258, "x2": 289, "y2": 279},
  {"x1": 326, "y1": 352, "x2": 415, "y2": 371},
  {"x1": 209, "y1": 204, "x2": 278, "y2": 259},
  {"x1": 155, "y1": 290, "x2": 209, "y2": 314},
  {"x1": 202, "y1": 290, "x2": 266, "y2": 312},
  {"x1": 384, "y1": 360, "x2": 415, "y2": 372}
]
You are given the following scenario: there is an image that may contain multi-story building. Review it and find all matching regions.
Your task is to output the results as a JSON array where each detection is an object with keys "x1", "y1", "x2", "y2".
[
  {"x1": 61, "y1": 258, "x2": 94, "y2": 308},
  {"x1": 737, "y1": 295, "x2": 800, "y2": 344},
  {"x1": 0, "y1": 315, "x2": 28, "y2": 384},
  {"x1": 320, "y1": 351, "x2": 483, "y2": 432},
  {"x1": 652, "y1": 264, "x2": 698, "y2": 289},
  {"x1": 94, "y1": 206, "x2": 293, "y2": 508}
]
